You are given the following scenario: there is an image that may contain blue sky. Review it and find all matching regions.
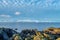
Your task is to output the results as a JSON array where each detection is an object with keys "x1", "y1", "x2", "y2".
[{"x1": 0, "y1": 0, "x2": 60, "y2": 22}]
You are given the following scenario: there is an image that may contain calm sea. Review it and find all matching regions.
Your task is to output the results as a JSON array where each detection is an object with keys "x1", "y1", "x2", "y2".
[{"x1": 0, "y1": 22, "x2": 60, "y2": 32}]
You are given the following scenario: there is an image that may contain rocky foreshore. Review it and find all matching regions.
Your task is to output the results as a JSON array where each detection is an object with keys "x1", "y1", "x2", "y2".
[{"x1": 0, "y1": 27, "x2": 60, "y2": 40}]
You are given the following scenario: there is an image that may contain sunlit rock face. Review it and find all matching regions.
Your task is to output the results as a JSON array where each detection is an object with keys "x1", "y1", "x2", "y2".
[
  {"x1": 44, "y1": 28, "x2": 60, "y2": 34},
  {"x1": 43, "y1": 28, "x2": 60, "y2": 40}
]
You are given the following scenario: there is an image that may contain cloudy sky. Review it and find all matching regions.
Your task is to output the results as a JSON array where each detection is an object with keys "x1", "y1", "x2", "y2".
[{"x1": 0, "y1": 0, "x2": 60, "y2": 22}]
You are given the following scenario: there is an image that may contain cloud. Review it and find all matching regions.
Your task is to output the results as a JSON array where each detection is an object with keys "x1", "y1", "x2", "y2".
[
  {"x1": 16, "y1": 18, "x2": 60, "y2": 22},
  {"x1": 15, "y1": 12, "x2": 21, "y2": 15},
  {"x1": 0, "y1": 0, "x2": 60, "y2": 8},
  {"x1": 0, "y1": 0, "x2": 8, "y2": 7},
  {"x1": 0, "y1": 14, "x2": 11, "y2": 18},
  {"x1": 16, "y1": 19, "x2": 39, "y2": 22},
  {"x1": 3, "y1": 0, "x2": 8, "y2": 5}
]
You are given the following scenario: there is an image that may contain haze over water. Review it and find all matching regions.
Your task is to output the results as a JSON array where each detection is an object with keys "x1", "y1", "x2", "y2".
[{"x1": 0, "y1": 22, "x2": 60, "y2": 32}]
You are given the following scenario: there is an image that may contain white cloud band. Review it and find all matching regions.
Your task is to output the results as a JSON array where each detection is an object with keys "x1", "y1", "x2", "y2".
[{"x1": 0, "y1": 14, "x2": 11, "y2": 18}]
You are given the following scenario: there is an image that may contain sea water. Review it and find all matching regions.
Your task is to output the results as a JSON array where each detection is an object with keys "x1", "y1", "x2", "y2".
[{"x1": 0, "y1": 22, "x2": 60, "y2": 32}]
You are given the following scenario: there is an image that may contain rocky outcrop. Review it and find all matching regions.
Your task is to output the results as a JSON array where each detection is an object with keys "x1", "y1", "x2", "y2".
[
  {"x1": 0, "y1": 28, "x2": 19, "y2": 40},
  {"x1": 0, "y1": 28, "x2": 60, "y2": 40}
]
